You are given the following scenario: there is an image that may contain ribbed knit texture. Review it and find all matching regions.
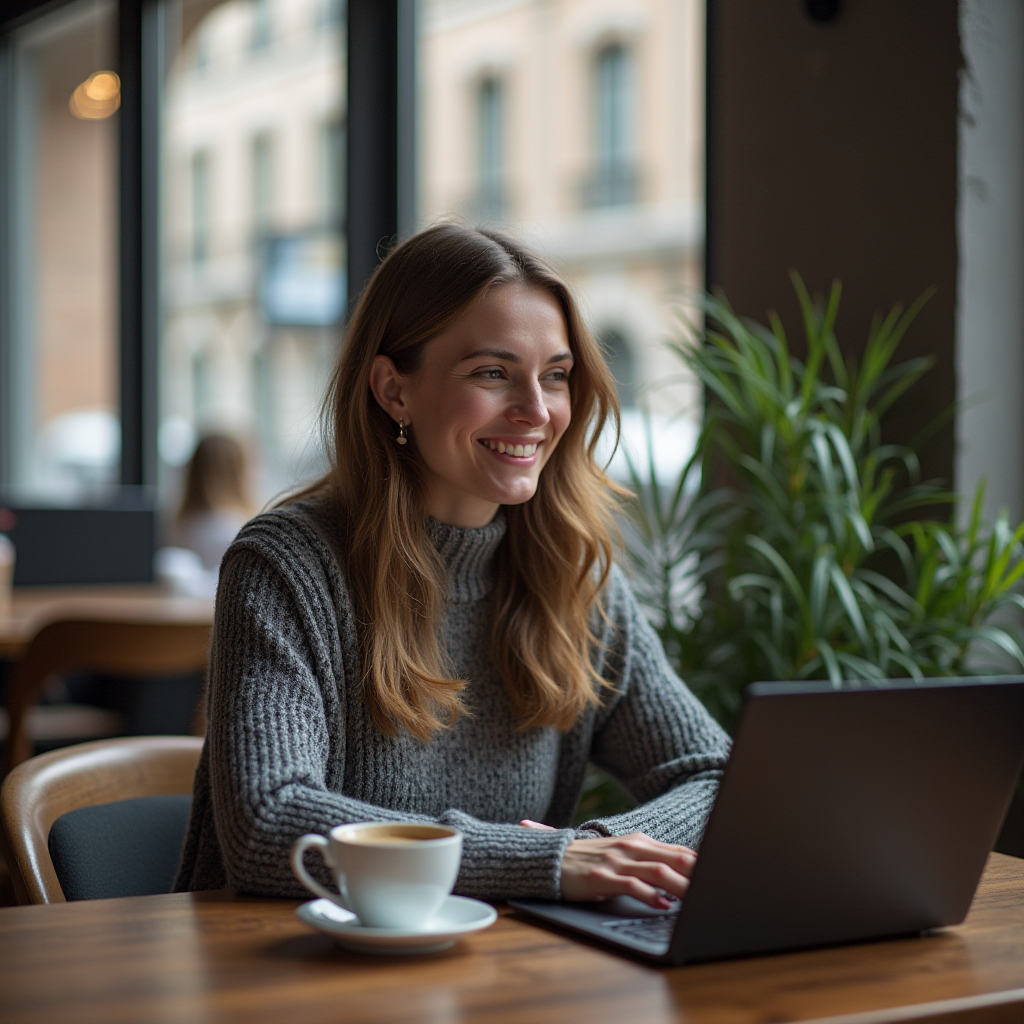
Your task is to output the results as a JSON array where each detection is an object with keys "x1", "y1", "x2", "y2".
[{"x1": 173, "y1": 493, "x2": 731, "y2": 901}]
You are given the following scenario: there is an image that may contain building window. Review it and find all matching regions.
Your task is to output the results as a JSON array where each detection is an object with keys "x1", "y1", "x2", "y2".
[
  {"x1": 320, "y1": 119, "x2": 345, "y2": 229},
  {"x1": 191, "y1": 150, "x2": 211, "y2": 265},
  {"x1": 251, "y1": 0, "x2": 272, "y2": 53},
  {"x1": 477, "y1": 77, "x2": 505, "y2": 220},
  {"x1": 316, "y1": 0, "x2": 346, "y2": 30},
  {"x1": 584, "y1": 43, "x2": 639, "y2": 208},
  {"x1": 600, "y1": 328, "x2": 637, "y2": 409},
  {"x1": 191, "y1": 349, "x2": 212, "y2": 426},
  {"x1": 193, "y1": 30, "x2": 211, "y2": 73},
  {"x1": 252, "y1": 132, "x2": 273, "y2": 240},
  {"x1": 164, "y1": 0, "x2": 346, "y2": 499}
]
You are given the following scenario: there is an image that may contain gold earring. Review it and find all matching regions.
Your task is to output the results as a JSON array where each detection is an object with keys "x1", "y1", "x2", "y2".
[{"x1": 395, "y1": 419, "x2": 408, "y2": 445}]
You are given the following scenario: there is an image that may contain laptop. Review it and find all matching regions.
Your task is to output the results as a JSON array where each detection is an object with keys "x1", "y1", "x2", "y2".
[{"x1": 510, "y1": 676, "x2": 1024, "y2": 965}]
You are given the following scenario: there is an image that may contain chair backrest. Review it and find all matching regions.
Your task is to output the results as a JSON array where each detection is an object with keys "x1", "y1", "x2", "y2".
[
  {"x1": 0, "y1": 735, "x2": 204, "y2": 904},
  {"x1": 3, "y1": 618, "x2": 210, "y2": 773}
]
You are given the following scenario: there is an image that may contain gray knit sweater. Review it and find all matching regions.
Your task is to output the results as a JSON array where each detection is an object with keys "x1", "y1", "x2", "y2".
[{"x1": 173, "y1": 493, "x2": 731, "y2": 900}]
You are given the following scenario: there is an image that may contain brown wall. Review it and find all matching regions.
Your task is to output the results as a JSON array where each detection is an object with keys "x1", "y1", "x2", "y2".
[{"x1": 707, "y1": 0, "x2": 960, "y2": 486}]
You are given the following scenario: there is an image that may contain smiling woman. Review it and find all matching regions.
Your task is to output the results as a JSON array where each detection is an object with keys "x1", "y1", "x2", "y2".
[
  {"x1": 174, "y1": 225, "x2": 731, "y2": 912},
  {"x1": 368, "y1": 284, "x2": 573, "y2": 526}
]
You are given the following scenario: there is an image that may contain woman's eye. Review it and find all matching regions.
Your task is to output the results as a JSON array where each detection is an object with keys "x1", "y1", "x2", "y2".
[
  {"x1": 477, "y1": 368, "x2": 505, "y2": 380},
  {"x1": 546, "y1": 369, "x2": 571, "y2": 383}
]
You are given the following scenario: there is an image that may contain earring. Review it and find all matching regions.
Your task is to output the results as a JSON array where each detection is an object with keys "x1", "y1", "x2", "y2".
[{"x1": 395, "y1": 419, "x2": 408, "y2": 445}]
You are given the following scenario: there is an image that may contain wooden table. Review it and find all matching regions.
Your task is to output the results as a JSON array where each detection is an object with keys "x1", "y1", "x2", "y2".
[
  {"x1": 0, "y1": 586, "x2": 214, "y2": 659},
  {"x1": 1, "y1": 854, "x2": 1023, "y2": 1024}
]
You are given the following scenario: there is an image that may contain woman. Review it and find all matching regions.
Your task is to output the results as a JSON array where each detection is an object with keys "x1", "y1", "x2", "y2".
[
  {"x1": 171, "y1": 433, "x2": 255, "y2": 573},
  {"x1": 175, "y1": 225, "x2": 730, "y2": 910}
]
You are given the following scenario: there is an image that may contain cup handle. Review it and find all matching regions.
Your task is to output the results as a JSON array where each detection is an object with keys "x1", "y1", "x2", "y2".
[{"x1": 290, "y1": 834, "x2": 352, "y2": 911}]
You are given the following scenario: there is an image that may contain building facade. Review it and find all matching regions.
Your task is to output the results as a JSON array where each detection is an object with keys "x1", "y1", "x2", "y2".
[{"x1": 160, "y1": 0, "x2": 703, "y2": 498}]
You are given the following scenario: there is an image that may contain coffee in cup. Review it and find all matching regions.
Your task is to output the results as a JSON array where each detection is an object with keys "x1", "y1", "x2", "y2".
[{"x1": 290, "y1": 822, "x2": 462, "y2": 929}]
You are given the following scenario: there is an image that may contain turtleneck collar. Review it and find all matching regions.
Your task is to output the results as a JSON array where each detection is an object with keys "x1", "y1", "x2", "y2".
[{"x1": 428, "y1": 509, "x2": 507, "y2": 604}]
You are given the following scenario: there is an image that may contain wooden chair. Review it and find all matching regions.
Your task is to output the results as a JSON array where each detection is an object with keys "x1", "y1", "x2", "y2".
[
  {"x1": 0, "y1": 735, "x2": 204, "y2": 904},
  {"x1": 2, "y1": 618, "x2": 210, "y2": 774}
]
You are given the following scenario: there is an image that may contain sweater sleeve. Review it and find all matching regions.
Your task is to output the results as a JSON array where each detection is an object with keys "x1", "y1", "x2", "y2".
[
  {"x1": 577, "y1": 565, "x2": 732, "y2": 849},
  {"x1": 205, "y1": 544, "x2": 574, "y2": 901}
]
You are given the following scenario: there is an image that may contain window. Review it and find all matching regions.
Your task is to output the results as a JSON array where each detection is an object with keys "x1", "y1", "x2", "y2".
[
  {"x1": 191, "y1": 150, "x2": 212, "y2": 265},
  {"x1": 320, "y1": 118, "x2": 344, "y2": 229},
  {"x1": 600, "y1": 328, "x2": 637, "y2": 410},
  {"x1": 193, "y1": 32, "x2": 211, "y2": 73},
  {"x1": 315, "y1": 0, "x2": 346, "y2": 30},
  {"x1": 251, "y1": 0, "x2": 272, "y2": 53},
  {"x1": 2, "y1": 0, "x2": 120, "y2": 501},
  {"x1": 586, "y1": 42, "x2": 638, "y2": 208},
  {"x1": 162, "y1": 0, "x2": 345, "y2": 499},
  {"x1": 252, "y1": 132, "x2": 273, "y2": 240},
  {"x1": 191, "y1": 349, "x2": 213, "y2": 426},
  {"x1": 477, "y1": 77, "x2": 504, "y2": 220}
]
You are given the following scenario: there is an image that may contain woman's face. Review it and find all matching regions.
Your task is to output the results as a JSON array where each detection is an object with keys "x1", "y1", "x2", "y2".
[{"x1": 369, "y1": 283, "x2": 574, "y2": 528}]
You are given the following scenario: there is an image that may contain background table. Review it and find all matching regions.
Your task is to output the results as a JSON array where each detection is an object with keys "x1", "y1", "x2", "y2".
[
  {"x1": 2, "y1": 853, "x2": 1023, "y2": 1024},
  {"x1": 0, "y1": 586, "x2": 214, "y2": 659}
]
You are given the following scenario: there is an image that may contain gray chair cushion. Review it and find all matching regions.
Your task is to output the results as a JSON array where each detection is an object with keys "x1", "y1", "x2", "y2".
[{"x1": 48, "y1": 794, "x2": 192, "y2": 901}]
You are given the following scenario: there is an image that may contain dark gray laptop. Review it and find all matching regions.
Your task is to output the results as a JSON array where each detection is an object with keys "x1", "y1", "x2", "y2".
[{"x1": 510, "y1": 676, "x2": 1024, "y2": 964}]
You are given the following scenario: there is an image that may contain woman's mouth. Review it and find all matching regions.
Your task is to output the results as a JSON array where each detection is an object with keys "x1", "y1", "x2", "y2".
[{"x1": 479, "y1": 439, "x2": 539, "y2": 459}]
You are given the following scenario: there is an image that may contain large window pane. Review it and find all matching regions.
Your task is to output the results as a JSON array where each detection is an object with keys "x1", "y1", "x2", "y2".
[
  {"x1": 5, "y1": 0, "x2": 120, "y2": 501},
  {"x1": 418, "y1": 0, "x2": 704, "y2": 481},
  {"x1": 160, "y1": 0, "x2": 345, "y2": 503}
]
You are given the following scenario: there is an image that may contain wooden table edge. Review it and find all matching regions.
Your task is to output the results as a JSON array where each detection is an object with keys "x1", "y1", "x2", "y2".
[{"x1": 802, "y1": 986, "x2": 1024, "y2": 1023}]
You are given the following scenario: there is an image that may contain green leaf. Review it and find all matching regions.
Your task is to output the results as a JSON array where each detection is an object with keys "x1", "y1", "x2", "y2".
[
  {"x1": 746, "y1": 535, "x2": 810, "y2": 618},
  {"x1": 813, "y1": 638, "x2": 843, "y2": 685},
  {"x1": 829, "y1": 563, "x2": 870, "y2": 646}
]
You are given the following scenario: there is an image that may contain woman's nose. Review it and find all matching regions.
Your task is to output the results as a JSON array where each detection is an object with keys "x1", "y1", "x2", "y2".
[{"x1": 508, "y1": 380, "x2": 550, "y2": 425}]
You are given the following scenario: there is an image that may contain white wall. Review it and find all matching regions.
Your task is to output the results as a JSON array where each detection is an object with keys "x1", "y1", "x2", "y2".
[{"x1": 956, "y1": 0, "x2": 1024, "y2": 522}]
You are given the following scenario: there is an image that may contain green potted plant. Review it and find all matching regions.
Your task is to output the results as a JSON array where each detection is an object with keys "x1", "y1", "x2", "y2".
[
  {"x1": 623, "y1": 275, "x2": 1024, "y2": 728},
  {"x1": 575, "y1": 277, "x2": 1024, "y2": 827}
]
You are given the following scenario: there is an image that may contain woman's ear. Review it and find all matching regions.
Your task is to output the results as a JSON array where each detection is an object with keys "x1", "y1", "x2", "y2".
[{"x1": 368, "y1": 355, "x2": 410, "y2": 424}]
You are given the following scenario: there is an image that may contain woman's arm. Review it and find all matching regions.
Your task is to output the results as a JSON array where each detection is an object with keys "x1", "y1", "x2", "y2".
[
  {"x1": 521, "y1": 566, "x2": 730, "y2": 909},
  {"x1": 206, "y1": 544, "x2": 574, "y2": 900},
  {"x1": 581, "y1": 564, "x2": 732, "y2": 847}
]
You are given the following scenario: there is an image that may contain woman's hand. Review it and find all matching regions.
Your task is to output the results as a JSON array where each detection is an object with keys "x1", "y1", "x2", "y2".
[{"x1": 520, "y1": 820, "x2": 697, "y2": 910}]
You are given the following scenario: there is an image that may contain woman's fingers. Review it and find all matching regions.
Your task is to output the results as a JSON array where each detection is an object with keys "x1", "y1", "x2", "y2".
[
  {"x1": 520, "y1": 824, "x2": 698, "y2": 908},
  {"x1": 609, "y1": 833, "x2": 697, "y2": 879},
  {"x1": 585, "y1": 867, "x2": 669, "y2": 908},
  {"x1": 609, "y1": 857, "x2": 692, "y2": 898},
  {"x1": 560, "y1": 832, "x2": 698, "y2": 909}
]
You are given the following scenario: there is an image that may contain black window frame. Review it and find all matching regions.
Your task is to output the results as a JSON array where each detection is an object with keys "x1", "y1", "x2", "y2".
[{"x1": 0, "y1": 0, "x2": 413, "y2": 499}]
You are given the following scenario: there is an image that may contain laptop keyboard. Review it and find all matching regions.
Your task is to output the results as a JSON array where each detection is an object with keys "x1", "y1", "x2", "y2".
[{"x1": 601, "y1": 914, "x2": 676, "y2": 947}]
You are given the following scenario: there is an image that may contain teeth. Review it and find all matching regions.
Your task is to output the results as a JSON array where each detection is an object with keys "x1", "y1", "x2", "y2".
[{"x1": 482, "y1": 441, "x2": 538, "y2": 457}]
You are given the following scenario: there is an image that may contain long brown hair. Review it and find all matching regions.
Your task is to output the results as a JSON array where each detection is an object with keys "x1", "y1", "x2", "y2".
[
  {"x1": 299, "y1": 224, "x2": 624, "y2": 740},
  {"x1": 177, "y1": 433, "x2": 253, "y2": 524}
]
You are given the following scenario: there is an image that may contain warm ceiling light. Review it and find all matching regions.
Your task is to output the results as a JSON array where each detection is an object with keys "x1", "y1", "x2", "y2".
[{"x1": 69, "y1": 70, "x2": 121, "y2": 120}]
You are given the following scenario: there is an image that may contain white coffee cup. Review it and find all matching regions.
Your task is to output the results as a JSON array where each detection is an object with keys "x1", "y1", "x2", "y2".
[{"x1": 290, "y1": 822, "x2": 463, "y2": 930}]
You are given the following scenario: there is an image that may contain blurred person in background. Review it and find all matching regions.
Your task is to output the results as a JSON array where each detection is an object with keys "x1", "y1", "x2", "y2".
[
  {"x1": 157, "y1": 434, "x2": 256, "y2": 597},
  {"x1": 173, "y1": 433, "x2": 256, "y2": 570}
]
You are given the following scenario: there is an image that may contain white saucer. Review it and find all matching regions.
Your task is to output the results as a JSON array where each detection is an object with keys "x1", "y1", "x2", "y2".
[{"x1": 295, "y1": 894, "x2": 498, "y2": 955}]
